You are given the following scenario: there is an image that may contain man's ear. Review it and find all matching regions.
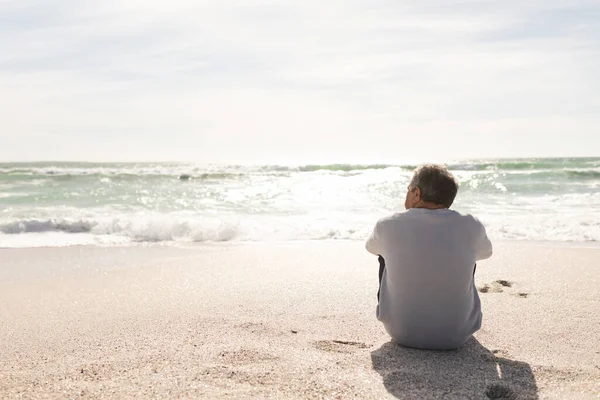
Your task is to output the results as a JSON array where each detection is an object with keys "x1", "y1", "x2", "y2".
[{"x1": 414, "y1": 186, "x2": 421, "y2": 201}]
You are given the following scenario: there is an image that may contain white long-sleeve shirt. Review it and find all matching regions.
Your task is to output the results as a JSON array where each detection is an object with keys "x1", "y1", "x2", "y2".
[{"x1": 366, "y1": 208, "x2": 493, "y2": 350}]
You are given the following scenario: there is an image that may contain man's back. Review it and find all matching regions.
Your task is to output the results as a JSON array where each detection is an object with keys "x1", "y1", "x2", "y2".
[{"x1": 367, "y1": 208, "x2": 493, "y2": 350}]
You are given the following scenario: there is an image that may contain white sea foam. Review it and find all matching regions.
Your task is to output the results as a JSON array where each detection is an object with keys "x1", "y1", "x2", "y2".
[
  {"x1": 0, "y1": 208, "x2": 598, "y2": 248},
  {"x1": 0, "y1": 215, "x2": 240, "y2": 243}
]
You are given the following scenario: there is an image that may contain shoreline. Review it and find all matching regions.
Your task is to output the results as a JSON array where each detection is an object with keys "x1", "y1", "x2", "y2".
[{"x1": 1, "y1": 237, "x2": 599, "y2": 251}]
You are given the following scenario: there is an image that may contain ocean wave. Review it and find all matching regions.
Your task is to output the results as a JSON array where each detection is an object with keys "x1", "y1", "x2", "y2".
[
  {"x1": 448, "y1": 158, "x2": 600, "y2": 171},
  {"x1": 1, "y1": 159, "x2": 599, "y2": 178},
  {"x1": 496, "y1": 169, "x2": 600, "y2": 181},
  {"x1": 0, "y1": 217, "x2": 238, "y2": 242},
  {"x1": 0, "y1": 170, "x2": 247, "y2": 181},
  {"x1": 296, "y1": 164, "x2": 402, "y2": 172},
  {"x1": 0, "y1": 214, "x2": 376, "y2": 245},
  {"x1": 0, "y1": 219, "x2": 93, "y2": 234},
  {"x1": 1, "y1": 211, "x2": 599, "y2": 248},
  {"x1": 0, "y1": 164, "x2": 403, "y2": 179},
  {"x1": 261, "y1": 159, "x2": 600, "y2": 173},
  {"x1": 565, "y1": 170, "x2": 600, "y2": 179}
]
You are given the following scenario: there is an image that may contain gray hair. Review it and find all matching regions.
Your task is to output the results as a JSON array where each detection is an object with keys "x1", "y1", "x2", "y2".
[{"x1": 410, "y1": 164, "x2": 459, "y2": 208}]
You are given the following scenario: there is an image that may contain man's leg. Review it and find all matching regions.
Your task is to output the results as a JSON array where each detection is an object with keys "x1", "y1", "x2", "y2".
[{"x1": 378, "y1": 256, "x2": 385, "y2": 302}]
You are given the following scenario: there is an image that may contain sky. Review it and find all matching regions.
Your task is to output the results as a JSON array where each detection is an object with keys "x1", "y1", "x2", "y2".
[{"x1": 1, "y1": 0, "x2": 599, "y2": 163}]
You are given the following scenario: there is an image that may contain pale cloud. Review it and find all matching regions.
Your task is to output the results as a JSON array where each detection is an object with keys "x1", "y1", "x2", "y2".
[{"x1": 1, "y1": 0, "x2": 599, "y2": 162}]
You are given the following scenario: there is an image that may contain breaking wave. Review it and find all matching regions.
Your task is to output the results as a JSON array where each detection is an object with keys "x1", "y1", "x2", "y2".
[{"x1": 0, "y1": 217, "x2": 239, "y2": 243}]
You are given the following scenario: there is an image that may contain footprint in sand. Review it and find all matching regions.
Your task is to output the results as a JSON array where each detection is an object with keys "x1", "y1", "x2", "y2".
[
  {"x1": 236, "y1": 321, "x2": 289, "y2": 337},
  {"x1": 236, "y1": 322, "x2": 269, "y2": 334},
  {"x1": 478, "y1": 280, "x2": 530, "y2": 298},
  {"x1": 198, "y1": 366, "x2": 276, "y2": 386},
  {"x1": 216, "y1": 348, "x2": 278, "y2": 365},
  {"x1": 478, "y1": 280, "x2": 514, "y2": 294},
  {"x1": 313, "y1": 340, "x2": 370, "y2": 353}
]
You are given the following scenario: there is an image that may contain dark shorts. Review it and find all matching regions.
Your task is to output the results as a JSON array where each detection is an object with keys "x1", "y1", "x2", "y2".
[{"x1": 377, "y1": 256, "x2": 385, "y2": 302}]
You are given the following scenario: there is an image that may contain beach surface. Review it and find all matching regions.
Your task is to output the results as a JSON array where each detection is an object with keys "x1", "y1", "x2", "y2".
[{"x1": 1, "y1": 241, "x2": 599, "y2": 399}]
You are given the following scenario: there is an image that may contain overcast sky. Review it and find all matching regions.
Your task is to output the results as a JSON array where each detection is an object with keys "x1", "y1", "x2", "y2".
[{"x1": 1, "y1": 0, "x2": 599, "y2": 163}]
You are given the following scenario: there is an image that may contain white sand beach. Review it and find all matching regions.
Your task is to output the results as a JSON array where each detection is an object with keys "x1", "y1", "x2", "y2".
[{"x1": 1, "y1": 241, "x2": 599, "y2": 399}]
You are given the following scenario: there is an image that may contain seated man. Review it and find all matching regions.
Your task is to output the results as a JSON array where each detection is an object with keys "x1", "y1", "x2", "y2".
[{"x1": 366, "y1": 164, "x2": 492, "y2": 350}]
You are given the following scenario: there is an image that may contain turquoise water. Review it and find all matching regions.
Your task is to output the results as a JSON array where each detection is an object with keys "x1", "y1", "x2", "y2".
[{"x1": 1, "y1": 158, "x2": 599, "y2": 247}]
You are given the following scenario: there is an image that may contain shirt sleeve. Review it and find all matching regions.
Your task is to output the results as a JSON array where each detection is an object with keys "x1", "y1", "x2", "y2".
[
  {"x1": 476, "y1": 222, "x2": 493, "y2": 261},
  {"x1": 365, "y1": 221, "x2": 383, "y2": 256}
]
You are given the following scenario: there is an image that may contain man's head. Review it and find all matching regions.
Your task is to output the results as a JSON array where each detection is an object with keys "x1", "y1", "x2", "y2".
[{"x1": 404, "y1": 164, "x2": 458, "y2": 210}]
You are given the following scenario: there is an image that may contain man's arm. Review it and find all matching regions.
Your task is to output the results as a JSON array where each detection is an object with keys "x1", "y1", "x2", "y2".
[
  {"x1": 476, "y1": 222, "x2": 493, "y2": 261},
  {"x1": 366, "y1": 221, "x2": 382, "y2": 256}
]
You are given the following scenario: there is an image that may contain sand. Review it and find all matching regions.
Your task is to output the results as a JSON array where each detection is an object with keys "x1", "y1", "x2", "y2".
[{"x1": 0, "y1": 241, "x2": 599, "y2": 399}]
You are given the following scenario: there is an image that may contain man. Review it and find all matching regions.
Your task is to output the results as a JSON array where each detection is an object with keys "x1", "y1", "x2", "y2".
[{"x1": 366, "y1": 164, "x2": 493, "y2": 350}]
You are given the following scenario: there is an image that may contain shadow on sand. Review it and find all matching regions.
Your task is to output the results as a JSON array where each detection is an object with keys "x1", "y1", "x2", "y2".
[{"x1": 371, "y1": 337, "x2": 538, "y2": 399}]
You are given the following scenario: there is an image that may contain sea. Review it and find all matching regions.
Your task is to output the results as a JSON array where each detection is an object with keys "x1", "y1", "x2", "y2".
[{"x1": 1, "y1": 158, "x2": 599, "y2": 248}]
